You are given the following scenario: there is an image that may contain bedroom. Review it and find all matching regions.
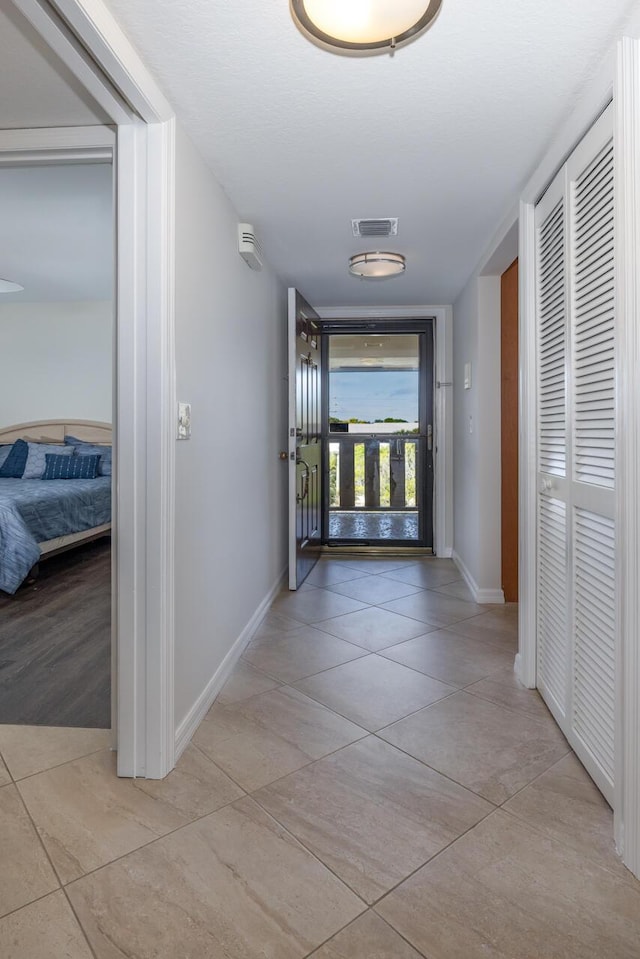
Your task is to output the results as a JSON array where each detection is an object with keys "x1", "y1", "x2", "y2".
[{"x1": 0, "y1": 159, "x2": 114, "y2": 730}]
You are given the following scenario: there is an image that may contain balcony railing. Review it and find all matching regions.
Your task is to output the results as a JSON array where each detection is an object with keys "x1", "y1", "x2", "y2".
[{"x1": 328, "y1": 436, "x2": 420, "y2": 511}]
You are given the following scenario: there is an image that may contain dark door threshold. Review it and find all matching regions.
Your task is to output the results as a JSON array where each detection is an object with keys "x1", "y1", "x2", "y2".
[{"x1": 322, "y1": 544, "x2": 434, "y2": 556}]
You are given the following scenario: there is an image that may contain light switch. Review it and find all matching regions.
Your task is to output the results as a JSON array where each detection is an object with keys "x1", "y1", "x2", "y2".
[
  {"x1": 464, "y1": 362, "x2": 472, "y2": 390},
  {"x1": 177, "y1": 402, "x2": 191, "y2": 439}
]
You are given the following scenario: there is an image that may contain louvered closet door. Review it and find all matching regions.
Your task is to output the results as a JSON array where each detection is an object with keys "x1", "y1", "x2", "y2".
[
  {"x1": 535, "y1": 104, "x2": 616, "y2": 804},
  {"x1": 535, "y1": 168, "x2": 570, "y2": 725}
]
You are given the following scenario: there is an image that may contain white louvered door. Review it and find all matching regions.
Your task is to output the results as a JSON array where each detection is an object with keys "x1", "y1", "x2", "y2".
[
  {"x1": 536, "y1": 170, "x2": 570, "y2": 726},
  {"x1": 535, "y1": 105, "x2": 616, "y2": 804}
]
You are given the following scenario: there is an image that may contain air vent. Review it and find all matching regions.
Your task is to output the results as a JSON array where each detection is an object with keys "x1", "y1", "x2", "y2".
[
  {"x1": 352, "y1": 218, "x2": 398, "y2": 238},
  {"x1": 238, "y1": 223, "x2": 263, "y2": 271}
]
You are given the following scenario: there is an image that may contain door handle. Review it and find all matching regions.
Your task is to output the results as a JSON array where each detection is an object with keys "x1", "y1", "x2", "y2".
[
  {"x1": 427, "y1": 425, "x2": 433, "y2": 452},
  {"x1": 296, "y1": 459, "x2": 310, "y2": 503}
]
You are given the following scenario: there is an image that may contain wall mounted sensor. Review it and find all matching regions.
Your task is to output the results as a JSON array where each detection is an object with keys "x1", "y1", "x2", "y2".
[{"x1": 238, "y1": 223, "x2": 263, "y2": 271}]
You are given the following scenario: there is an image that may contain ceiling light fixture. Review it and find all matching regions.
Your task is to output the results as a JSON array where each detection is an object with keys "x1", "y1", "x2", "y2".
[
  {"x1": 349, "y1": 252, "x2": 406, "y2": 279},
  {"x1": 0, "y1": 278, "x2": 23, "y2": 294},
  {"x1": 290, "y1": 0, "x2": 442, "y2": 54}
]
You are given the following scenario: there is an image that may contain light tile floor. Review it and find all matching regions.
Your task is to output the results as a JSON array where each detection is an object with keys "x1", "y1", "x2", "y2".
[{"x1": 1, "y1": 556, "x2": 639, "y2": 958}]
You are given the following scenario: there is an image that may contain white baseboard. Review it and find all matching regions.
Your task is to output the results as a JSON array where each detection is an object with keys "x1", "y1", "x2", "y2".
[
  {"x1": 174, "y1": 565, "x2": 287, "y2": 761},
  {"x1": 514, "y1": 652, "x2": 535, "y2": 689},
  {"x1": 436, "y1": 547, "x2": 453, "y2": 558},
  {"x1": 514, "y1": 652, "x2": 523, "y2": 684},
  {"x1": 453, "y1": 550, "x2": 505, "y2": 605}
]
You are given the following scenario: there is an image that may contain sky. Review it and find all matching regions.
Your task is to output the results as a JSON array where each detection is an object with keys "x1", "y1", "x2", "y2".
[{"x1": 329, "y1": 371, "x2": 419, "y2": 422}]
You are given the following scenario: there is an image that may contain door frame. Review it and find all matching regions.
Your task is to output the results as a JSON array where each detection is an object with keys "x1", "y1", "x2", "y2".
[
  {"x1": 320, "y1": 320, "x2": 435, "y2": 549},
  {"x1": 317, "y1": 305, "x2": 454, "y2": 558},
  {"x1": 0, "y1": 126, "x2": 119, "y2": 738},
  {"x1": 500, "y1": 259, "x2": 519, "y2": 603},
  {"x1": 10, "y1": 0, "x2": 178, "y2": 778},
  {"x1": 517, "y1": 36, "x2": 640, "y2": 876},
  {"x1": 288, "y1": 287, "x2": 323, "y2": 589}
]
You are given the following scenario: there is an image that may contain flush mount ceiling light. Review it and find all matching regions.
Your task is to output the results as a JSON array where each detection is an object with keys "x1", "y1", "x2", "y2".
[
  {"x1": 349, "y1": 252, "x2": 406, "y2": 279},
  {"x1": 290, "y1": 0, "x2": 442, "y2": 53},
  {"x1": 0, "y1": 278, "x2": 23, "y2": 293}
]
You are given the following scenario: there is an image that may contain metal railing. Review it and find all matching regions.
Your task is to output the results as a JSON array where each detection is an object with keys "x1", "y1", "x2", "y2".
[{"x1": 328, "y1": 436, "x2": 420, "y2": 511}]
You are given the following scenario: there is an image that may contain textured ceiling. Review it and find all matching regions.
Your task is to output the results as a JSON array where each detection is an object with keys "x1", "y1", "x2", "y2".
[
  {"x1": 0, "y1": 164, "x2": 113, "y2": 303},
  {"x1": 16, "y1": 0, "x2": 634, "y2": 305},
  {"x1": 104, "y1": 0, "x2": 634, "y2": 305},
  {"x1": 0, "y1": 4, "x2": 108, "y2": 129}
]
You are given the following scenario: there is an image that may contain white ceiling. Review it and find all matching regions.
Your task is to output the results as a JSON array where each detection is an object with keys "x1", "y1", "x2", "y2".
[
  {"x1": 2, "y1": 2, "x2": 634, "y2": 306},
  {"x1": 0, "y1": 164, "x2": 113, "y2": 303},
  {"x1": 0, "y1": 4, "x2": 108, "y2": 129},
  {"x1": 102, "y1": 0, "x2": 636, "y2": 306}
]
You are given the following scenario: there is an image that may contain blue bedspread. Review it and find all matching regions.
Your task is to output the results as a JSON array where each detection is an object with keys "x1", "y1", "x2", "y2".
[{"x1": 0, "y1": 477, "x2": 111, "y2": 594}]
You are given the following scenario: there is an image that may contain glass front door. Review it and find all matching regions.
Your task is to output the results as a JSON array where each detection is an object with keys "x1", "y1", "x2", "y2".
[{"x1": 323, "y1": 324, "x2": 434, "y2": 548}]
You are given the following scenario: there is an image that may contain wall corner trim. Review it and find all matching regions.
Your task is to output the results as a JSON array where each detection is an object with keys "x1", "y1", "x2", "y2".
[
  {"x1": 452, "y1": 550, "x2": 505, "y2": 605},
  {"x1": 514, "y1": 653, "x2": 534, "y2": 689},
  {"x1": 174, "y1": 566, "x2": 288, "y2": 761},
  {"x1": 614, "y1": 34, "x2": 640, "y2": 879}
]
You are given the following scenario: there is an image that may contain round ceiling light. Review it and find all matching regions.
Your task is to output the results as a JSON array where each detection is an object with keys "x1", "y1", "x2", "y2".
[
  {"x1": 290, "y1": 0, "x2": 442, "y2": 53},
  {"x1": 349, "y1": 252, "x2": 406, "y2": 279},
  {"x1": 0, "y1": 278, "x2": 23, "y2": 294}
]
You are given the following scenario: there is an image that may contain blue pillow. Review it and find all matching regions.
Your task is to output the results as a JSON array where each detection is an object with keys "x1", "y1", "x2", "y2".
[
  {"x1": 0, "y1": 439, "x2": 29, "y2": 478},
  {"x1": 0, "y1": 445, "x2": 11, "y2": 470},
  {"x1": 43, "y1": 453, "x2": 101, "y2": 480},
  {"x1": 64, "y1": 434, "x2": 91, "y2": 447},
  {"x1": 23, "y1": 442, "x2": 74, "y2": 479},
  {"x1": 64, "y1": 435, "x2": 112, "y2": 476}
]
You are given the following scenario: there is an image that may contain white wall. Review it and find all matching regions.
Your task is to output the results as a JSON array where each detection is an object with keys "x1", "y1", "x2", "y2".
[
  {"x1": 452, "y1": 278, "x2": 479, "y2": 586},
  {"x1": 173, "y1": 124, "x2": 288, "y2": 734},
  {"x1": 0, "y1": 300, "x2": 112, "y2": 426},
  {"x1": 452, "y1": 274, "x2": 502, "y2": 599}
]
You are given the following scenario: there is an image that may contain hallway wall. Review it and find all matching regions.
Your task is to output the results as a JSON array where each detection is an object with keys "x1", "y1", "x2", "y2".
[
  {"x1": 173, "y1": 124, "x2": 288, "y2": 735},
  {"x1": 452, "y1": 274, "x2": 502, "y2": 599}
]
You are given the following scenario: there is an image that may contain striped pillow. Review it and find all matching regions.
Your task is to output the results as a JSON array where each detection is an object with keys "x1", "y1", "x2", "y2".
[
  {"x1": 43, "y1": 453, "x2": 101, "y2": 480},
  {"x1": 64, "y1": 436, "x2": 112, "y2": 476}
]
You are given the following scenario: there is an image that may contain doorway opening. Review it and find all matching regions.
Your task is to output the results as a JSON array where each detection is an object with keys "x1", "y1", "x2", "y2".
[
  {"x1": 0, "y1": 159, "x2": 115, "y2": 729},
  {"x1": 322, "y1": 321, "x2": 434, "y2": 549}
]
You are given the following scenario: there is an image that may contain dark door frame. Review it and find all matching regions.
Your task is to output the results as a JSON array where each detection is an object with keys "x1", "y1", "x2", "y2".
[
  {"x1": 288, "y1": 288, "x2": 323, "y2": 588},
  {"x1": 319, "y1": 318, "x2": 435, "y2": 549}
]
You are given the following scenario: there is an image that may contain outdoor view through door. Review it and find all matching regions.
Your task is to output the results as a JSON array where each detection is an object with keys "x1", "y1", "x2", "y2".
[{"x1": 325, "y1": 325, "x2": 434, "y2": 547}]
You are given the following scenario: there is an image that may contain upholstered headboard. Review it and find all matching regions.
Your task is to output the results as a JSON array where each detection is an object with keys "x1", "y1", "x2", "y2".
[{"x1": 0, "y1": 420, "x2": 112, "y2": 445}]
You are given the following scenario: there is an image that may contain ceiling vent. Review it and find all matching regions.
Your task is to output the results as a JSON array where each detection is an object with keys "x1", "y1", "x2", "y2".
[
  {"x1": 352, "y1": 218, "x2": 398, "y2": 238},
  {"x1": 238, "y1": 223, "x2": 263, "y2": 271}
]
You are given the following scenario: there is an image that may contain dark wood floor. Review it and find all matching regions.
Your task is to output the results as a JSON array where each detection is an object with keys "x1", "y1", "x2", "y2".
[{"x1": 0, "y1": 539, "x2": 111, "y2": 728}]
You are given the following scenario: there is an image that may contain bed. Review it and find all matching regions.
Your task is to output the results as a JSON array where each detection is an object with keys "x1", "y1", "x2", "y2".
[{"x1": 0, "y1": 420, "x2": 112, "y2": 594}]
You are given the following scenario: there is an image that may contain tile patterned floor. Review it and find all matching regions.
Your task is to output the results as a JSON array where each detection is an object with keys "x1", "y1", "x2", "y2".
[{"x1": 1, "y1": 556, "x2": 639, "y2": 958}]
